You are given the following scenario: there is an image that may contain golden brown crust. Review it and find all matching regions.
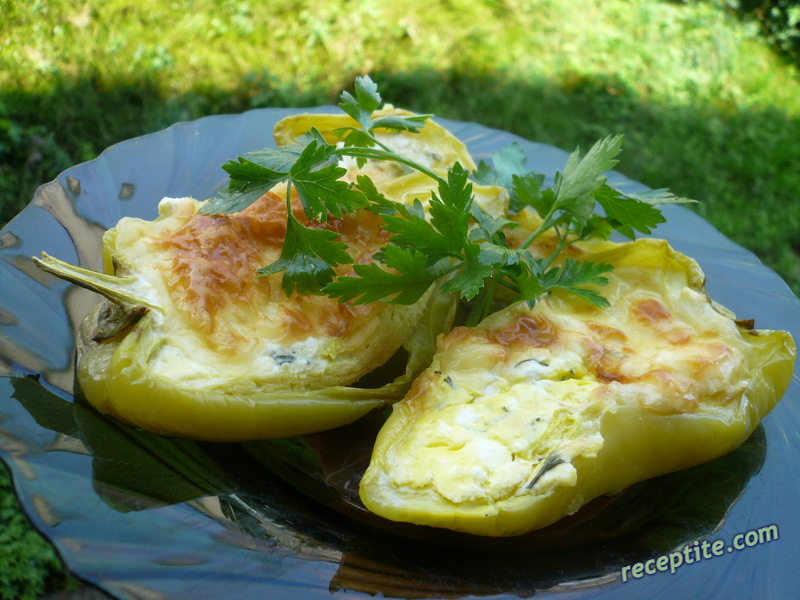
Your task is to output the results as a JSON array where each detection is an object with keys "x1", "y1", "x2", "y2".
[{"x1": 149, "y1": 192, "x2": 389, "y2": 353}]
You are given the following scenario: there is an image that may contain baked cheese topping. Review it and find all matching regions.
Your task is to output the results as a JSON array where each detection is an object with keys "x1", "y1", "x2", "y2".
[
  {"x1": 106, "y1": 193, "x2": 416, "y2": 388},
  {"x1": 93, "y1": 108, "x2": 477, "y2": 392},
  {"x1": 373, "y1": 239, "x2": 750, "y2": 507}
]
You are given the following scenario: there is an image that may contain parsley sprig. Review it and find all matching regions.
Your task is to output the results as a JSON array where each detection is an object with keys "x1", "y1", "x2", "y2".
[{"x1": 202, "y1": 75, "x2": 693, "y2": 325}]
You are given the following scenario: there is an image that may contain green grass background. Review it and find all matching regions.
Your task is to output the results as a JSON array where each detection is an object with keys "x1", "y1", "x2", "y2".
[{"x1": 1, "y1": 0, "x2": 799, "y2": 597}]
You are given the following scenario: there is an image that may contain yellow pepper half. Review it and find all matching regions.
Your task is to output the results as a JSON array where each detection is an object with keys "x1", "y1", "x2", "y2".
[
  {"x1": 32, "y1": 107, "x2": 479, "y2": 442},
  {"x1": 359, "y1": 237, "x2": 796, "y2": 537},
  {"x1": 35, "y1": 193, "x2": 456, "y2": 441}
]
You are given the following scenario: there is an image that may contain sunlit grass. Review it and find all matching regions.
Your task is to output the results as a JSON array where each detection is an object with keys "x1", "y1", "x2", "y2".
[{"x1": 4, "y1": 1, "x2": 800, "y2": 109}]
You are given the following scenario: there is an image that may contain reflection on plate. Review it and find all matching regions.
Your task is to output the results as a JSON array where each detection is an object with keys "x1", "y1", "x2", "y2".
[{"x1": 1, "y1": 108, "x2": 799, "y2": 599}]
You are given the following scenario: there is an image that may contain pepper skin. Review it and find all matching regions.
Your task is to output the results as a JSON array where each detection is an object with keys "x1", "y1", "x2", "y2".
[
  {"x1": 32, "y1": 108, "x2": 477, "y2": 441},
  {"x1": 35, "y1": 193, "x2": 457, "y2": 441},
  {"x1": 34, "y1": 191, "x2": 456, "y2": 441},
  {"x1": 359, "y1": 238, "x2": 796, "y2": 537}
]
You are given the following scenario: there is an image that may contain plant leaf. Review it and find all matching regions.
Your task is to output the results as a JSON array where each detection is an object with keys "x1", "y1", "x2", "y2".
[
  {"x1": 339, "y1": 75, "x2": 382, "y2": 130},
  {"x1": 472, "y1": 142, "x2": 528, "y2": 189},
  {"x1": 537, "y1": 258, "x2": 614, "y2": 307},
  {"x1": 258, "y1": 215, "x2": 352, "y2": 296},
  {"x1": 594, "y1": 184, "x2": 666, "y2": 239},
  {"x1": 440, "y1": 263, "x2": 493, "y2": 301},
  {"x1": 289, "y1": 140, "x2": 368, "y2": 219},
  {"x1": 324, "y1": 246, "x2": 441, "y2": 304}
]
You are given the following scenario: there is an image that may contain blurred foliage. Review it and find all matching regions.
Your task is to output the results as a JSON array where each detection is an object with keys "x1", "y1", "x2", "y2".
[
  {"x1": 0, "y1": 463, "x2": 77, "y2": 599},
  {"x1": 714, "y1": 0, "x2": 800, "y2": 62}
]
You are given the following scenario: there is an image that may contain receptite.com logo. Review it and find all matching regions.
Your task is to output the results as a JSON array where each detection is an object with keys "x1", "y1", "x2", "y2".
[{"x1": 621, "y1": 524, "x2": 779, "y2": 582}]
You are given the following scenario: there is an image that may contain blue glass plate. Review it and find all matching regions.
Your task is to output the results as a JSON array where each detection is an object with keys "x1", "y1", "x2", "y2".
[{"x1": 1, "y1": 108, "x2": 798, "y2": 599}]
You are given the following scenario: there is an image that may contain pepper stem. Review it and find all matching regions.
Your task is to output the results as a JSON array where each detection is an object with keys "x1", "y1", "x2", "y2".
[{"x1": 33, "y1": 252, "x2": 160, "y2": 311}]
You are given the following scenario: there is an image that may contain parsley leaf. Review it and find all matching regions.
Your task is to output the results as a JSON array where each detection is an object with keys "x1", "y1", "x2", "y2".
[
  {"x1": 337, "y1": 75, "x2": 429, "y2": 140},
  {"x1": 323, "y1": 246, "x2": 444, "y2": 305},
  {"x1": 594, "y1": 184, "x2": 666, "y2": 239},
  {"x1": 474, "y1": 142, "x2": 538, "y2": 214},
  {"x1": 201, "y1": 158, "x2": 287, "y2": 215},
  {"x1": 257, "y1": 214, "x2": 352, "y2": 296},
  {"x1": 288, "y1": 140, "x2": 367, "y2": 220},
  {"x1": 199, "y1": 179, "x2": 275, "y2": 216},
  {"x1": 427, "y1": 163, "x2": 473, "y2": 254},
  {"x1": 440, "y1": 262, "x2": 493, "y2": 301},
  {"x1": 469, "y1": 203, "x2": 519, "y2": 238},
  {"x1": 536, "y1": 258, "x2": 614, "y2": 307},
  {"x1": 476, "y1": 241, "x2": 524, "y2": 268},
  {"x1": 244, "y1": 146, "x2": 307, "y2": 172},
  {"x1": 201, "y1": 131, "x2": 353, "y2": 219},
  {"x1": 326, "y1": 162, "x2": 495, "y2": 310},
  {"x1": 338, "y1": 75, "x2": 382, "y2": 131},
  {"x1": 356, "y1": 175, "x2": 427, "y2": 220},
  {"x1": 472, "y1": 142, "x2": 528, "y2": 189},
  {"x1": 380, "y1": 210, "x2": 448, "y2": 257},
  {"x1": 245, "y1": 129, "x2": 332, "y2": 171},
  {"x1": 512, "y1": 172, "x2": 550, "y2": 216},
  {"x1": 206, "y1": 76, "x2": 692, "y2": 327},
  {"x1": 555, "y1": 134, "x2": 623, "y2": 209},
  {"x1": 370, "y1": 113, "x2": 430, "y2": 133},
  {"x1": 627, "y1": 188, "x2": 697, "y2": 206}
]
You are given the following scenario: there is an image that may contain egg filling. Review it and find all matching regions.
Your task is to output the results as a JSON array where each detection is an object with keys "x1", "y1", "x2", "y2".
[{"x1": 360, "y1": 238, "x2": 796, "y2": 536}]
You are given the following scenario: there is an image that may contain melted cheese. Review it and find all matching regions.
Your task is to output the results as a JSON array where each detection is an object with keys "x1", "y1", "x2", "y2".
[
  {"x1": 105, "y1": 193, "x2": 421, "y2": 389},
  {"x1": 360, "y1": 238, "x2": 793, "y2": 534}
]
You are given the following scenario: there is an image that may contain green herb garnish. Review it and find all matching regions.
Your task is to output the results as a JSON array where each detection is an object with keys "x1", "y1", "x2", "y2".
[{"x1": 202, "y1": 75, "x2": 693, "y2": 325}]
